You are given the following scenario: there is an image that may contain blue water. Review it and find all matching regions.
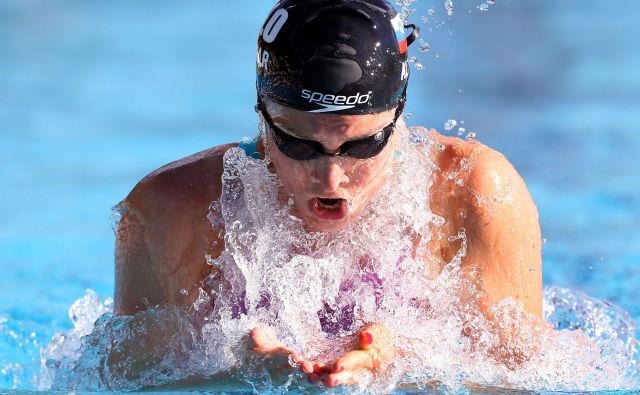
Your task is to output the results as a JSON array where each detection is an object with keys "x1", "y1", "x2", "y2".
[{"x1": 1, "y1": 0, "x2": 639, "y2": 392}]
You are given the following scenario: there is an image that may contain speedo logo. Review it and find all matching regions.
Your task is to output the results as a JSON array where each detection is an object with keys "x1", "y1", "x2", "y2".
[{"x1": 301, "y1": 89, "x2": 373, "y2": 113}]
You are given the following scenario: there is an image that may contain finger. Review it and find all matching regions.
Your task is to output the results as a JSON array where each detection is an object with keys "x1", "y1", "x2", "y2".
[
  {"x1": 359, "y1": 330, "x2": 375, "y2": 350},
  {"x1": 254, "y1": 343, "x2": 296, "y2": 356},
  {"x1": 250, "y1": 326, "x2": 280, "y2": 350},
  {"x1": 324, "y1": 370, "x2": 358, "y2": 388},
  {"x1": 333, "y1": 350, "x2": 374, "y2": 373},
  {"x1": 313, "y1": 361, "x2": 331, "y2": 375},
  {"x1": 250, "y1": 326, "x2": 310, "y2": 367},
  {"x1": 361, "y1": 324, "x2": 395, "y2": 350},
  {"x1": 296, "y1": 357, "x2": 315, "y2": 374},
  {"x1": 250, "y1": 327, "x2": 297, "y2": 356},
  {"x1": 358, "y1": 324, "x2": 396, "y2": 370}
]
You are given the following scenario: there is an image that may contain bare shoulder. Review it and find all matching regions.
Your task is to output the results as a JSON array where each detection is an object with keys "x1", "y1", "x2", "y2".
[
  {"x1": 114, "y1": 143, "x2": 237, "y2": 315},
  {"x1": 125, "y1": 143, "x2": 236, "y2": 211},
  {"x1": 428, "y1": 131, "x2": 542, "y2": 318},
  {"x1": 429, "y1": 130, "x2": 534, "y2": 212}
]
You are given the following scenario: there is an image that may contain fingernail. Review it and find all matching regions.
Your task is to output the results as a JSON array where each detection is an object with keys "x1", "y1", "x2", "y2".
[{"x1": 361, "y1": 331, "x2": 373, "y2": 345}]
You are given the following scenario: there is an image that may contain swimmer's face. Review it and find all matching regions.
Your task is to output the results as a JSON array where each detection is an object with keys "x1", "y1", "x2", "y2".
[{"x1": 263, "y1": 99, "x2": 399, "y2": 232}]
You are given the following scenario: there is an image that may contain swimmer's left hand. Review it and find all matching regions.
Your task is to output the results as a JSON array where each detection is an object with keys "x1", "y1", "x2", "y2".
[{"x1": 322, "y1": 323, "x2": 396, "y2": 388}]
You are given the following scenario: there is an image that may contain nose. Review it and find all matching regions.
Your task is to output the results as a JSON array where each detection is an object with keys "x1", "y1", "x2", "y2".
[{"x1": 311, "y1": 158, "x2": 350, "y2": 194}]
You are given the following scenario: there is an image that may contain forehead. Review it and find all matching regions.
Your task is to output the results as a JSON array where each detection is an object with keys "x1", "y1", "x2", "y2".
[{"x1": 264, "y1": 98, "x2": 396, "y2": 141}]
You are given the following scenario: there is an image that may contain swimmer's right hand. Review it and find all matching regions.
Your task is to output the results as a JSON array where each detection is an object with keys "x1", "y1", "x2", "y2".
[{"x1": 249, "y1": 326, "x2": 331, "y2": 379}]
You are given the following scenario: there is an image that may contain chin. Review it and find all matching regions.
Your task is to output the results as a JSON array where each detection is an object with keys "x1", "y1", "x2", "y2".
[{"x1": 304, "y1": 216, "x2": 352, "y2": 233}]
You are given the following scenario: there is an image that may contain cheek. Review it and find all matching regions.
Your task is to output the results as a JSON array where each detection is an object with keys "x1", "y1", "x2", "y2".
[{"x1": 349, "y1": 154, "x2": 390, "y2": 187}]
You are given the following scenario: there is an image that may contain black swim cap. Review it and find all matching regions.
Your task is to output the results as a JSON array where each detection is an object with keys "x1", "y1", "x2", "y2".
[{"x1": 257, "y1": 0, "x2": 418, "y2": 114}]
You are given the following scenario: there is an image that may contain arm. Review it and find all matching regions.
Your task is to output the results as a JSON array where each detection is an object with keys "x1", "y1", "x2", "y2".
[
  {"x1": 114, "y1": 145, "x2": 232, "y2": 315},
  {"x1": 464, "y1": 146, "x2": 543, "y2": 319},
  {"x1": 461, "y1": 147, "x2": 545, "y2": 366},
  {"x1": 114, "y1": 202, "x2": 165, "y2": 315}
]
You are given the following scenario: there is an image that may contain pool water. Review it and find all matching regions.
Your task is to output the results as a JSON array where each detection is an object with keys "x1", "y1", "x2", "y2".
[{"x1": 1, "y1": 0, "x2": 639, "y2": 392}]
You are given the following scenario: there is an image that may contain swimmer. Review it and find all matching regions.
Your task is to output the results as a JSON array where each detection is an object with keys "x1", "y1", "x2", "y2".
[{"x1": 114, "y1": 0, "x2": 546, "y2": 387}]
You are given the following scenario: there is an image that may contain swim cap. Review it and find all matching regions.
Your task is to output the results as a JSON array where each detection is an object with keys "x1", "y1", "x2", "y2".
[{"x1": 256, "y1": 0, "x2": 418, "y2": 114}]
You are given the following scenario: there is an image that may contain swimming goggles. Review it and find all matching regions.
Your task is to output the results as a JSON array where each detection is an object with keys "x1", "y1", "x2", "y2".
[{"x1": 255, "y1": 98, "x2": 404, "y2": 161}]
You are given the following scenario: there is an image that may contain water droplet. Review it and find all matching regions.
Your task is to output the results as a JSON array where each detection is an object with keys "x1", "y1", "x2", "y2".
[
  {"x1": 409, "y1": 56, "x2": 417, "y2": 63},
  {"x1": 465, "y1": 132, "x2": 476, "y2": 140},
  {"x1": 410, "y1": 130, "x2": 428, "y2": 144},
  {"x1": 180, "y1": 289, "x2": 189, "y2": 296},
  {"x1": 457, "y1": 127, "x2": 466, "y2": 136},
  {"x1": 421, "y1": 16, "x2": 429, "y2": 24},
  {"x1": 455, "y1": 179, "x2": 464, "y2": 187},
  {"x1": 419, "y1": 39, "x2": 431, "y2": 52},
  {"x1": 405, "y1": 113, "x2": 412, "y2": 119},
  {"x1": 487, "y1": 0, "x2": 495, "y2": 4},
  {"x1": 444, "y1": 119, "x2": 457, "y2": 131},
  {"x1": 542, "y1": 238, "x2": 548, "y2": 245},
  {"x1": 478, "y1": 3, "x2": 489, "y2": 11},
  {"x1": 459, "y1": 211, "x2": 466, "y2": 218},
  {"x1": 437, "y1": 144, "x2": 446, "y2": 151},
  {"x1": 428, "y1": 8, "x2": 436, "y2": 15},
  {"x1": 414, "y1": 62, "x2": 424, "y2": 71},
  {"x1": 589, "y1": 266, "x2": 594, "y2": 271},
  {"x1": 458, "y1": 89, "x2": 463, "y2": 94},
  {"x1": 376, "y1": 42, "x2": 381, "y2": 47},
  {"x1": 444, "y1": 0, "x2": 454, "y2": 16}
]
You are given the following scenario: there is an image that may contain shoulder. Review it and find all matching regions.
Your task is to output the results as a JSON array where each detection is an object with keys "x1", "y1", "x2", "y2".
[
  {"x1": 124, "y1": 143, "x2": 238, "y2": 214},
  {"x1": 114, "y1": 143, "x2": 238, "y2": 314},
  {"x1": 429, "y1": 133, "x2": 542, "y2": 317},
  {"x1": 464, "y1": 141, "x2": 537, "y2": 221},
  {"x1": 429, "y1": 130, "x2": 535, "y2": 214}
]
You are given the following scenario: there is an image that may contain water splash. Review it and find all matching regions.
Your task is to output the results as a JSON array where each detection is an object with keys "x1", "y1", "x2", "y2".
[
  {"x1": 444, "y1": 119, "x2": 458, "y2": 131},
  {"x1": 9, "y1": 123, "x2": 635, "y2": 392},
  {"x1": 37, "y1": 290, "x2": 113, "y2": 390},
  {"x1": 30, "y1": 127, "x2": 640, "y2": 392},
  {"x1": 419, "y1": 39, "x2": 431, "y2": 52},
  {"x1": 444, "y1": 0, "x2": 454, "y2": 17}
]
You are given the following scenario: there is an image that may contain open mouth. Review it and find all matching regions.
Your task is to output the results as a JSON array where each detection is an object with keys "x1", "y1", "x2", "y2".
[{"x1": 308, "y1": 197, "x2": 350, "y2": 221}]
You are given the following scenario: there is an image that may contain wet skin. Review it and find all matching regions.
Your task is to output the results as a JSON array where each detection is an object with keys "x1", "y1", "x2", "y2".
[{"x1": 114, "y1": 101, "x2": 543, "y2": 385}]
